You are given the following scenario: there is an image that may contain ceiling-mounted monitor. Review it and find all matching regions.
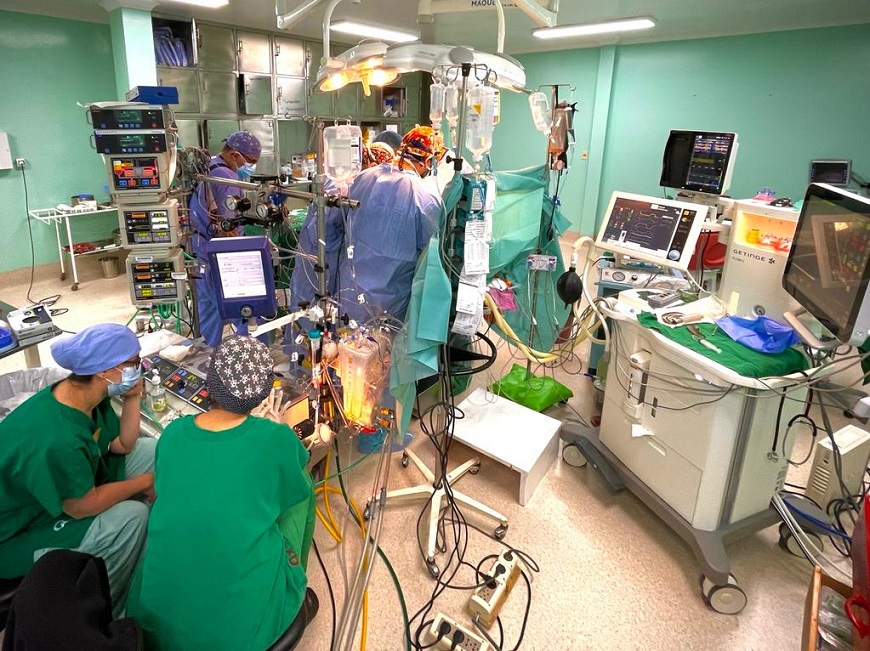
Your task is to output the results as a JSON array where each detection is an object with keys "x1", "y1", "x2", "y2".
[
  {"x1": 595, "y1": 191, "x2": 709, "y2": 271},
  {"x1": 660, "y1": 130, "x2": 738, "y2": 196}
]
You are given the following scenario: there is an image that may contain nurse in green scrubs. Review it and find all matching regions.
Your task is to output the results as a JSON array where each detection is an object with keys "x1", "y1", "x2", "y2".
[
  {"x1": 128, "y1": 336, "x2": 317, "y2": 651},
  {"x1": 0, "y1": 323, "x2": 155, "y2": 617}
]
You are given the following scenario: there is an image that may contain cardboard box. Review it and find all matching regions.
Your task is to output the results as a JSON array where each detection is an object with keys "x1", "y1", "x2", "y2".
[{"x1": 802, "y1": 565, "x2": 853, "y2": 651}]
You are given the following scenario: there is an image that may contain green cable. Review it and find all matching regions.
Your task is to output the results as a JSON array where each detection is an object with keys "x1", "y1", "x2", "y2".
[
  {"x1": 313, "y1": 452, "x2": 370, "y2": 488},
  {"x1": 125, "y1": 309, "x2": 139, "y2": 327}
]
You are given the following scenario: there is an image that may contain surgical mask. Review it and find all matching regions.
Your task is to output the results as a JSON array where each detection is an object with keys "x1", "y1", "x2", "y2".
[
  {"x1": 107, "y1": 364, "x2": 142, "y2": 397},
  {"x1": 237, "y1": 162, "x2": 256, "y2": 181}
]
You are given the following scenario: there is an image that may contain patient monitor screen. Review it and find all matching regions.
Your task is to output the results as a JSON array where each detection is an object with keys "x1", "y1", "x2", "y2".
[
  {"x1": 660, "y1": 130, "x2": 737, "y2": 195},
  {"x1": 215, "y1": 250, "x2": 268, "y2": 299},
  {"x1": 596, "y1": 192, "x2": 706, "y2": 271},
  {"x1": 782, "y1": 185, "x2": 870, "y2": 341}
]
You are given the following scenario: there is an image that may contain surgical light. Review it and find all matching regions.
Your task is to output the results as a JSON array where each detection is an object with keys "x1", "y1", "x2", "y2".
[
  {"x1": 315, "y1": 41, "x2": 400, "y2": 96},
  {"x1": 161, "y1": 0, "x2": 229, "y2": 7},
  {"x1": 330, "y1": 20, "x2": 419, "y2": 44},
  {"x1": 532, "y1": 17, "x2": 655, "y2": 39}
]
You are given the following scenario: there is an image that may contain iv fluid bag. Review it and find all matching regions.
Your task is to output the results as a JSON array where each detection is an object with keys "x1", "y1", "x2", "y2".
[
  {"x1": 445, "y1": 83, "x2": 460, "y2": 129},
  {"x1": 528, "y1": 91, "x2": 552, "y2": 134},
  {"x1": 430, "y1": 80, "x2": 446, "y2": 127},
  {"x1": 323, "y1": 124, "x2": 362, "y2": 183},
  {"x1": 465, "y1": 85, "x2": 496, "y2": 163}
]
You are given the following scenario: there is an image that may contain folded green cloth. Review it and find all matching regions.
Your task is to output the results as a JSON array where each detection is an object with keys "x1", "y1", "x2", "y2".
[{"x1": 636, "y1": 312, "x2": 809, "y2": 378}]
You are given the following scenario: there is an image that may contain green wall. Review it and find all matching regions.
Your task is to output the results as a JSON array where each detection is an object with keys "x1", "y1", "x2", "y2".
[
  {"x1": 492, "y1": 24, "x2": 870, "y2": 234},
  {"x1": 0, "y1": 11, "x2": 118, "y2": 274}
]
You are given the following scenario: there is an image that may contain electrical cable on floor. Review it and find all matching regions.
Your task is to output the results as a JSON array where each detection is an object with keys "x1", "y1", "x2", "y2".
[
  {"x1": 20, "y1": 167, "x2": 39, "y2": 306},
  {"x1": 312, "y1": 538, "x2": 338, "y2": 651}
]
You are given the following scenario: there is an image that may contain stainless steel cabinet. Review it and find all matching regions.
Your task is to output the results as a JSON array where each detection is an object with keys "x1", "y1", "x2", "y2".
[
  {"x1": 277, "y1": 120, "x2": 311, "y2": 162},
  {"x1": 305, "y1": 41, "x2": 324, "y2": 78},
  {"x1": 200, "y1": 71, "x2": 238, "y2": 114},
  {"x1": 308, "y1": 85, "x2": 334, "y2": 117},
  {"x1": 335, "y1": 85, "x2": 359, "y2": 118},
  {"x1": 360, "y1": 87, "x2": 382, "y2": 118},
  {"x1": 157, "y1": 66, "x2": 200, "y2": 113},
  {"x1": 240, "y1": 119, "x2": 275, "y2": 153},
  {"x1": 405, "y1": 88, "x2": 421, "y2": 120},
  {"x1": 174, "y1": 119, "x2": 202, "y2": 148},
  {"x1": 276, "y1": 77, "x2": 306, "y2": 116},
  {"x1": 237, "y1": 30, "x2": 271, "y2": 74},
  {"x1": 274, "y1": 36, "x2": 305, "y2": 77},
  {"x1": 205, "y1": 120, "x2": 240, "y2": 151},
  {"x1": 239, "y1": 74, "x2": 273, "y2": 115},
  {"x1": 197, "y1": 24, "x2": 235, "y2": 71}
]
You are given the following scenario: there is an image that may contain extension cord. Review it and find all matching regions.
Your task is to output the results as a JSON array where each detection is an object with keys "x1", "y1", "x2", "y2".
[
  {"x1": 428, "y1": 613, "x2": 492, "y2": 651},
  {"x1": 466, "y1": 549, "x2": 521, "y2": 629}
]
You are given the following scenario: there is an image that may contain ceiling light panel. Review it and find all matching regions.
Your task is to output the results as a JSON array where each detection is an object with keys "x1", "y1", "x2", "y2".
[
  {"x1": 330, "y1": 20, "x2": 419, "y2": 44},
  {"x1": 533, "y1": 17, "x2": 655, "y2": 40}
]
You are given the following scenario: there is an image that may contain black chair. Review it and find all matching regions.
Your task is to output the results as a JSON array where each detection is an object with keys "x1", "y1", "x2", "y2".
[
  {"x1": 0, "y1": 576, "x2": 23, "y2": 631},
  {"x1": 266, "y1": 589, "x2": 319, "y2": 651}
]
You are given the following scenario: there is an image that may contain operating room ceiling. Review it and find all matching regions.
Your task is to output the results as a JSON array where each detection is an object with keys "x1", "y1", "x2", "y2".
[{"x1": 1, "y1": 0, "x2": 869, "y2": 55}]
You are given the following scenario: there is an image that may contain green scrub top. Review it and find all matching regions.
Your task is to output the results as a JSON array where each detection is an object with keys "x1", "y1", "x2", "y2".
[
  {"x1": 0, "y1": 383, "x2": 124, "y2": 578},
  {"x1": 127, "y1": 414, "x2": 315, "y2": 651}
]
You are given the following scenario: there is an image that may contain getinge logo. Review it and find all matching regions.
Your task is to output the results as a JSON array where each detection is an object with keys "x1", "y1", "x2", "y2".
[{"x1": 732, "y1": 248, "x2": 771, "y2": 263}]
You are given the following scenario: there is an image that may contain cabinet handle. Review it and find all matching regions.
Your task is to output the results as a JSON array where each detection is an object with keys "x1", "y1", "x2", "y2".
[
  {"x1": 275, "y1": 43, "x2": 281, "y2": 57},
  {"x1": 238, "y1": 40, "x2": 243, "y2": 55}
]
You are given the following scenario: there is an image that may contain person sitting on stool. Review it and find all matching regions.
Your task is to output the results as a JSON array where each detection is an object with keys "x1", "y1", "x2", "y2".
[
  {"x1": 127, "y1": 336, "x2": 317, "y2": 651},
  {"x1": 0, "y1": 323, "x2": 155, "y2": 618}
]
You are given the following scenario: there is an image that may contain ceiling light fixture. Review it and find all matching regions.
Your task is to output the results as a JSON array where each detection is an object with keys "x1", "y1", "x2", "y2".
[
  {"x1": 329, "y1": 20, "x2": 419, "y2": 44},
  {"x1": 316, "y1": 41, "x2": 400, "y2": 96},
  {"x1": 162, "y1": 0, "x2": 229, "y2": 7},
  {"x1": 533, "y1": 16, "x2": 655, "y2": 39}
]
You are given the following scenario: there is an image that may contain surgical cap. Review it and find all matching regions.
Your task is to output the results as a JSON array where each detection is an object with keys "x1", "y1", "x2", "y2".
[
  {"x1": 51, "y1": 323, "x2": 140, "y2": 375},
  {"x1": 372, "y1": 130, "x2": 402, "y2": 151},
  {"x1": 224, "y1": 131, "x2": 262, "y2": 160},
  {"x1": 206, "y1": 336, "x2": 274, "y2": 414}
]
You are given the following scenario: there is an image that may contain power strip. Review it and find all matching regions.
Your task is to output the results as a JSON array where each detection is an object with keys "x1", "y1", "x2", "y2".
[
  {"x1": 428, "y1": 613, "x2": 492, "y2": 651},
  {"x1": 467, "y1": 549, "x2": 522, "y2": 628}
]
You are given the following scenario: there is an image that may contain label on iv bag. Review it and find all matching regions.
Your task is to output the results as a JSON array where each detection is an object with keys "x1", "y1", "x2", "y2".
[
  {"x1": 452, "y1": 303, "x2": 483, "y2": 337},
  {"x1": 463, "y1": 221, "x2": 489, "y2": 275},
  {"x1": 456, "y1": 280, "x2": 482, "y2": 315}
]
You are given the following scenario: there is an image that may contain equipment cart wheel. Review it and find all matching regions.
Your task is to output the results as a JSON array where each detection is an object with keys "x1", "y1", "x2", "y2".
[
  {"x1": 777, "y1": 522, "x2": 823, "y2": 557},
  {"x1": 60, "y1": 272, "x2": 66, "y2": 281},
  {"x1": 401, "y1": 453, "x2": 409, "y2": 468},
  {"x1": 469, "y1": 463, "x2": 481, "y2": 475},
  {"x1": 363, "y1": 502, "x2": 372, "y2": 521},
  {"x1": 493, "y1": 524, "x2": 508, "y2": 540},
  {"x1": 561, "y1": 443, "x2": 587, "y2": 468},
  {"x1": 71, "y1": 283, "x2": 79, "y2": 291},
  {"x1": 700, "y1": 574, "x2": 747, "y2": 615}
]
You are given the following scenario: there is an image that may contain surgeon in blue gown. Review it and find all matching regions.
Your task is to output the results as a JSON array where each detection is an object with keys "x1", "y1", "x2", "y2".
[{"x1": 187, "y1": 131, "x2": 262, "y2": 347}]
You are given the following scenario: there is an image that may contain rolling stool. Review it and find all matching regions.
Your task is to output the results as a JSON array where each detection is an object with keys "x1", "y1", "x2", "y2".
[
  {"x1": 0, "y1": 576, "x2": 24, "y2": 630},
  {"x1": 266, "y1": 588, "x2": 319, "y2": 651}
]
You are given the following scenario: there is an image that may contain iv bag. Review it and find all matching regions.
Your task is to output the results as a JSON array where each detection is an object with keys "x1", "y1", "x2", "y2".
[
  {"x1": 323, "y1": 124, "x2": 362, "y2": 183},
  {"x1": 528, "y1": 91, "x2": 552, "y2": 135},
  {"x1": 445, "y1": 83, "x2": 460, "y2": 129},
  {"x1": 465, "y1": 85, "x2": 497, "y2": 164},
  {"x1": 430, "y1": 79, "x2": 446, "y2": 127}
]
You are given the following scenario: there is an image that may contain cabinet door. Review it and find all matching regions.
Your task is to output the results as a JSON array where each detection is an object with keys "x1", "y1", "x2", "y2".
[
  {"x1": 304, "y1": 41, "x2": 324, "y2": 78},
  {"x1": 277, "y1": 120, "x2": 312, "y2": 163},
  {"x1": 274, "y1": 36, "x2": 305, "y2": 77},
  {"x1": 239, "y1": 74, "x2": 273, "y2": 115},
  {"x1": 197, "y1": 23, "x2": 235, "y2": 71},
  {"x1": 240, "y1": 119, "x2": 275, "y2": 153},
  {"x1": 174, "y1": 119, "x2": 202, "y2": 148},
  {"x1": 237, "y1": 30, "x2": 271, "y2": 74},
  {"x1": 276, "y1": 77, "x2": 306, "y2": 116},
  {"x1": 157, "y1": 66, "x2": 199, "y2": 113},
  {"x1": 201, "y1": 71, "x2": 238, "y2": 114},
  {"x1": 308, "y1": 86, "x2": 334, "y2": 117},
  {"x1": 404, "y1": 87, "x2": 421, "y2": 120},
  {"x1": 360, "y1": 87, "x2": 381, "y2": 119},
  {"x1": 205, "y1": 120, "x2": 239, "y2": 152},
  {"x1": 335, "y1": 85, "x2": 359, "y2": 118}
]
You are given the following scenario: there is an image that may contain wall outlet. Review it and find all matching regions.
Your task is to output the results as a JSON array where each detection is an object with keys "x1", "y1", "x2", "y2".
[
  {"x1": 466, "y1": 550, "x2": 522, "y2": 628},
  {"x1": 428, "y1": 613, "x2": 492, "y2": 651},
  {"x1": 15, "y1": 158, "x2": 26, "y2": 169}
]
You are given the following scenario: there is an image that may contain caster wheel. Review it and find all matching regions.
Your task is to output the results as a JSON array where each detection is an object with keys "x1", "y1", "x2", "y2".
[
  {"x1": 425, "y1": 558, "x2": 440, "y2": 578},
  {"x1": 60, "y1": 273, "x2": 66, "y2": 281},
  {"x1": 362, "y1": 503, "x2": 372, "y2": 521},
  {"x1": 401, "y1": 453, "x2": 409, "y2": 468},
  {"x1": 700, "y1": 574, "x2": 746, "y2": 615},
  {"x1": 590, "y1": 415, "x2": 601, "y2": 427},
  {"x1": 469, "y1": 463, "x2": 481, "y2": 475},
  {"x1": 778, "y1": 523, "x2": 822, "y2": 557},
  {"x1": 71, "y1": 283, "x2": 79, "y2": 291},
  {"x1": 562, "y1": 443, "x2": 587, "y2": 468},
  {"x1": 493, "y1": 524, "x2": 508, "y2": 540}
]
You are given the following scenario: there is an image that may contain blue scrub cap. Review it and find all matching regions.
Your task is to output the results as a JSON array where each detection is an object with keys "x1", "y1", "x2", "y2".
[
  {"x1": 224, "y1": 131, "x2": 262, "y2": 160},
  {"x1": 51, "y1": 323, "x2": 140, "y2": 375}
]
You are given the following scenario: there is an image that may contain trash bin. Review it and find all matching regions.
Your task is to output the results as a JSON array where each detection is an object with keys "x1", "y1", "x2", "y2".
[{"x1": 98, "y1": 257, "x2": 119, "y2": 279}]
